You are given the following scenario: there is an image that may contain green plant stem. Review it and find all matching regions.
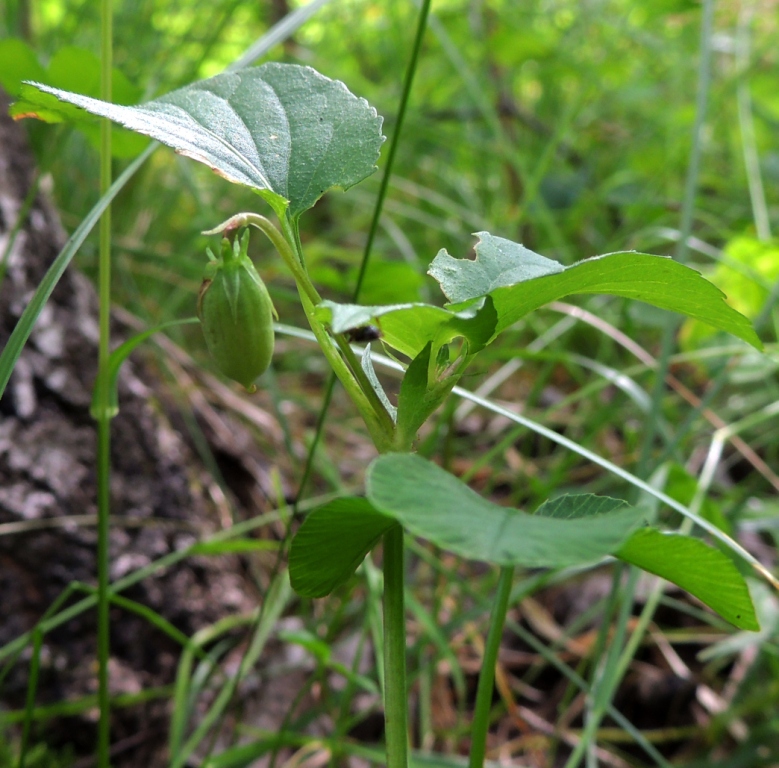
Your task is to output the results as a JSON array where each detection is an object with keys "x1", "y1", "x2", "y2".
[
  {"x1": 96, "y1": 418, "x2": 111, "y2": 765},
  {"x1": 95, "y1": 0, "x2": 113, "y2": 763},
  {"x1": 298, "y1": 291, "x2": 393, "y2": 451},
  {"x1": 293, "y1": 0, "x2": 433, "y2": 500},
  {"x1": 293, "y1": 379, "x2": 336, "y2": 506},
  {"x1": 353, "y1": 0, "x2": 432, "y2": 297},
  {"x1": 468, "y1": 566, "x2": 513, "y2": 768},
  {"x1": 18, "y1": 629, "x2": 43, "y2": 768},
  {"x1": 736, "y1": 4, "x2": 771, "y2": 242},
  {"x1": 279, "y1": 230, "x2": 394, "y2": 438},
  {"x1": 383, "y1": 524, "x2": 409, "y2": 768},
  {"x1": 236, "y1": 8, "x2": 434, "y2": 767}
]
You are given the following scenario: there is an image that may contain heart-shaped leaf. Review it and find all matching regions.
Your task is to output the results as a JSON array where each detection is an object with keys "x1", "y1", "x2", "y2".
[
  {"x1": 366, "y1": 454, "x2": 644, "y2": 568},
  {"x1": 616, "y1": 528, "x2": 759, "y2": 630},
  {"x1": 430, "y1": 233, "x2": 762, "y2": 349},
  {"x1": 17, "y1": 63, "x2": 384, "y2": 218}
]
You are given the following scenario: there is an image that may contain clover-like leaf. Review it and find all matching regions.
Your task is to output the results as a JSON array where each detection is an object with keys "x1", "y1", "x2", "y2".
[
  {"x1": 17, "y1": 63, "x2": 384, "y2": 219},
  {"x1": 290, "y1": 497, "x2": 394, "y2": 598},
  {"x1": 616, "y1": 529, "x2": 759, "y2": 631},
  {"x1": 366, "y1": 454, "x2": 644, "y2": 568}
]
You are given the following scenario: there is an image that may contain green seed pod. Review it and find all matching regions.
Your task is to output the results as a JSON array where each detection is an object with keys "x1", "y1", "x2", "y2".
[{"x1": 198, "y1": 229, "x2": 275, "y2": 392}]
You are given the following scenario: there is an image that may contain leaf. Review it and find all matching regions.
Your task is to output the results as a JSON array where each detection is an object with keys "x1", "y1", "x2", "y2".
[
  {"x1": 429, "y1": 232, "x2": 563, "y2": 303},
  {"x1": 534, "y1": 494, "x2": 632, "y2": 520},
  {"x1": 18, "y1": 63, "x2": 384, "y2": 218},
  {"x1": 366, "y1": 454, "x2": 644, "y2": 568},
  {"x1": 358, "y1": 260, "x2": 425, "y2": 304},
  {"x1": 319, "y1": 232, "x2": 759, "y2": 360},
  {"x1": 289, "y1": 497, "x2": 395, "y2": 598},
  {"x1": 680, "y1": 235, "x2": 779, "y2": 349},
  {"x1": 45, "y1": 46, "x2": 144, "y2": 107},
  {"x1": 429, "y1": 233, "x2": 762, "y2": 350},
  {"x1": 616, "y1": 528, "x2": 759, "y2": 631},
  {"x1": 315, "y1": 295, "x2": 497, "y2": 359}
]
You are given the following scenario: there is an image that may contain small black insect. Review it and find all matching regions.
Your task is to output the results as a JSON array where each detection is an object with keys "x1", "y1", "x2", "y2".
[{"x1": 345, "y1": 324, "x2": 382, "y2": 343}]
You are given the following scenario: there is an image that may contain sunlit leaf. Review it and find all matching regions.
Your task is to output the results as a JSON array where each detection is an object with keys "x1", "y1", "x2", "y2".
[
  {"x1": 680, "y1": 235, "x2": 779, "y2": 349},
  {"x1": 16, "y1": 63, "x2": 384, "y2": 218},
  {"x1": 0, "y1": 38, "x2": 46, "y2": 96}
]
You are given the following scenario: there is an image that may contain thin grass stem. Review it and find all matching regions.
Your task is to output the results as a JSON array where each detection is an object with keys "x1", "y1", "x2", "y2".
[
  {"x1": 95, "y1": 0, "x2": 113, "y2": 762},
  {"x1": 468, "y1": 566, "x2": 514, "y2": 768},
  {"x1": 17, "y1": 629, "x2": 43, "y2": 768},
  {"x1": 736, "y1": 4, "x2": 771, "y2": 242},
  {"x1": 294, "y1": 0, "x2": 433, "y2": 492},
  {"x1": 636, "y1": 0, "x2": 716, "y2": 484}
]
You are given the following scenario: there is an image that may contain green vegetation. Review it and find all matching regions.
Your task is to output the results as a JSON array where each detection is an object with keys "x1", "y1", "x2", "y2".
[{"x1": 2, "y1": 1, "x2": 779, "y2": 766}]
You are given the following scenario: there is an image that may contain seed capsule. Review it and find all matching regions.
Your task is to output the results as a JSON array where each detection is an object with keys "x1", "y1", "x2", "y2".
[{"x1": 198, "y1": 230, "x2": 275, "y2": 391}]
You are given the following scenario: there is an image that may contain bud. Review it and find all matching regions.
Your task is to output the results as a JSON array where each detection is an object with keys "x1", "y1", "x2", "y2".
[{"x1": 198, "y1": 230, "x2": 275, "y2": 391}]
